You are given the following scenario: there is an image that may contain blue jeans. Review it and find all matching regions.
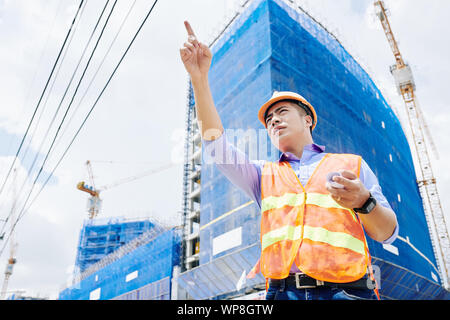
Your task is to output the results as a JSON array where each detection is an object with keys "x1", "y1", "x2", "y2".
[{"x1": 265, "y1": 279, "x2": 378, "y2": 300}]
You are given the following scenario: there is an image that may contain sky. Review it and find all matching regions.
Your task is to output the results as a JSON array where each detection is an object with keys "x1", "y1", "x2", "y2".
[{"x1": 0, "y1": 0, "x2": 449, "y2": 299}]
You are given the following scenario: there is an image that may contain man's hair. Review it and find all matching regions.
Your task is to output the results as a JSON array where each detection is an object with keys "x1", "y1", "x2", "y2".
[{"x1": 264, "y1": 99, "x2": 313, "y2": 135}]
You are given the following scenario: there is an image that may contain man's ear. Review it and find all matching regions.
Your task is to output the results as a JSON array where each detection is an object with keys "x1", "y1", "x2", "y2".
[{"x1": 304, "y1": 115, "x2": 313, "y2": 128}]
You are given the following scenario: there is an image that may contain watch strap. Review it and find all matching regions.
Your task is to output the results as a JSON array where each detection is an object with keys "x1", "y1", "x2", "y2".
[{"x1": 353, "y1": 192, "x2": 377, "y2": 214}]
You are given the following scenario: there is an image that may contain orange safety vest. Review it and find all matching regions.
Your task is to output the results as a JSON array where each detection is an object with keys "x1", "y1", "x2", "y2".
[{"x1": 250, "y1": 153, "x2": 376, "y2": 285}]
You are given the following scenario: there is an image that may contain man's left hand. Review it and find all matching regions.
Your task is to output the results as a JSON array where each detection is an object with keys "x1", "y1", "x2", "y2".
[{"x1": 326, "y1": 170, "x2": 370, "y2": 210}]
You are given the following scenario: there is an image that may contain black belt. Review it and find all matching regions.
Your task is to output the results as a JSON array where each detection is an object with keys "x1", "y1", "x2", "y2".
[{"x1": 268, "y1": 273, "x2": 376, "y2": 290}]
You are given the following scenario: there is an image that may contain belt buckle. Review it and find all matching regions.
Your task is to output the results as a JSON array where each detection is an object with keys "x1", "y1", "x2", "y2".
[{"x1": 294, "y1": 273, "x2": 324, "y2": 289}]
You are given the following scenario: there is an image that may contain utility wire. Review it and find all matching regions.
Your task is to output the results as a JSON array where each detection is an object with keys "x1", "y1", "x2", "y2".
[
  {"x1": 54, "y1": 0, "x2": 138, "y2": 152},
  {"x1": 2, "y1": 0, "x2": 118, "y2": 236},
  {"x1": 0, "y1": 0, "x2": 159, "y2": 258},
  {"x1": 0, "y1": 1, "x2": 110, "y2": 238},
  {"x1": 19, "y1": 0, "x2": 79, "y2": 167},
  {"x1": 0, "y1": 0, "x2": 64, "y2": 178},
  {"x1": 17, "y1": 0, "x2": 89, "y2": 169},
  {"x1": 21, "y1": 0, "x2": 111, "y2": 201},
  {"x1": 0, "y1": 0, "x2": 85, "y2": 204},
  {"x1": 0, "y1": 0, "x2": 86, "y2": 236}
]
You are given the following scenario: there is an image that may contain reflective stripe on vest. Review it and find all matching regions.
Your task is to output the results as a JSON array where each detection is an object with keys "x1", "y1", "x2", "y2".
[
  {"x1": 261, "y1": 192, "x2": 358, "y2": 220},
  {"x1": 261, "y1": 192, "x2": 362, "y2": 252},
  {"x1": 261, "y1": 193, "x2": 305, "y2": 213},
  {"x1": 262, "y1": 224, "x2": 365, "y2": 255}
]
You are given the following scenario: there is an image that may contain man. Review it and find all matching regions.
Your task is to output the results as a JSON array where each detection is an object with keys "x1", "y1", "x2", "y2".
[{"x1": 180, "y1": 21, "x2": 398, "y2": 300}]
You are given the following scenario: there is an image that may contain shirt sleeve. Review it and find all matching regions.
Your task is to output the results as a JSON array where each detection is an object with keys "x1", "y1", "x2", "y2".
[
  {"x1": 202, "y1": 132, "x2": 264, "y2": 208},
  {"x1": 359, "y1": 158, "x2": 399, "y2": 244}
]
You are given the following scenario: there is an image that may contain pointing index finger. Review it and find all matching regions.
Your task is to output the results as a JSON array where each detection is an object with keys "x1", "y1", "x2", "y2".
[{"x1": 184, "y1": 21, "x2": 196, "y2": 37}]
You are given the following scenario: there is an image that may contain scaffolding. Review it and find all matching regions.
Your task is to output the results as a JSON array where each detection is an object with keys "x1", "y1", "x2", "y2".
[
  {"x1": 59, "y1": 219, "x2": 180, "y2": 300},
  {"x1": 74, "y1": 217, "x2": 156, "y2": 273},
  {"x1": 180, "y1": 82, "x2": 201, "y2": 272}
]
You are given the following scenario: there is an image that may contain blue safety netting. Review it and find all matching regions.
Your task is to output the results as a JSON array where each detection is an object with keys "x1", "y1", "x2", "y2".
[
  {"x1": 180, "y1": 0, "x2": 445, "y2": 300},
  {"x1": 59, "y1": 227, "x2": 181, "y2": 300},
  {"x1": 74, "y1": 217, "x2": 156, "y2": 273}
]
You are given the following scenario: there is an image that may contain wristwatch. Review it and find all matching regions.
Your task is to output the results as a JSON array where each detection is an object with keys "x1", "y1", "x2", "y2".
[{"x1": 353, "y1": 192, "x2": 377, "y2": 214}]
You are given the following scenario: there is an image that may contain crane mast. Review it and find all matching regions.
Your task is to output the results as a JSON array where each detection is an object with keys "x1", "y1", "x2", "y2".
[
  {"x1": 374, "y1": 0, "x2": 449, "y2": 290},
  {"x1": 0, "y1": 169, "x2": 18, "y2": 300}
]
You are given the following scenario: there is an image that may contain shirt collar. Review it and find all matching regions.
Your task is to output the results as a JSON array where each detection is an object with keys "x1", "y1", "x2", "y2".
[{"x1": 279, "y1": 143, "x2": 325, "y2": 162}]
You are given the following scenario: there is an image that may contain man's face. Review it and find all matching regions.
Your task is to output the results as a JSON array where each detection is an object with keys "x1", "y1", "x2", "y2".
[{"x1": 265, "y1": 100, "x2": 313, "y2": 152}]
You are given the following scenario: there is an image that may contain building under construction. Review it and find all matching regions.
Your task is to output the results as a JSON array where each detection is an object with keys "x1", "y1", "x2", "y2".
[
  {"x1": 59, "y1": 217, "x2": 181, "y2": 300},
  {"x1": 57, "y1": 0, "x2": 449, "y2": 300},
  {"x1": 178, "y1": 0, "x2": 449, "y2": 300}
]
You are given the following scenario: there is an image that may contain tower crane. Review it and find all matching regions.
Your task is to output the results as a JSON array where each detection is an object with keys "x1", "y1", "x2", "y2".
[
  {"x1": 374, "y1": 0, "x2": 449, "y2": 290},
  {"x1": 77, "y1": 161, "x2": 101, "y2": 219},
  {"x1": 0, "y1": 169, "x2": 19, "y2": 300},
  {"x1": 77, "y1": 161, "x2": 177, "y2": 219}
]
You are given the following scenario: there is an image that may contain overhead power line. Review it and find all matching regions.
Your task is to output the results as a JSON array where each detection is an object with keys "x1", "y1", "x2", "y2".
[
  {"x1": 0, "y1": 0, "x2": 86, "y2": 203},
  {"x1": 0, "y1": 0, "x2": 118, "y2": 240},
  {"x1": 0, "y1": 0, "x2": 111, "y2": 238},
  {"x1": 0, "y1": 2, "x2": 81, "y2": 235},
  {"x1": 0, "y1": 0, "x2": 159, "y2": 258},
  {"x1": 54, "y1": 0, "x2": 139, "y2": 153},
  {"x1": 18, "y1": 0, "x2": 86, "y2": 168},
  {"x1": 10, "y1": 0, "x2": 67, "y2": 171}
]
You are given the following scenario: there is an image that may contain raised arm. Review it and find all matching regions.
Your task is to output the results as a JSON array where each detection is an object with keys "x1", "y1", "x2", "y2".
[{"x1": 180, "y1": 21, "x2": 224, "y2": 141}]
